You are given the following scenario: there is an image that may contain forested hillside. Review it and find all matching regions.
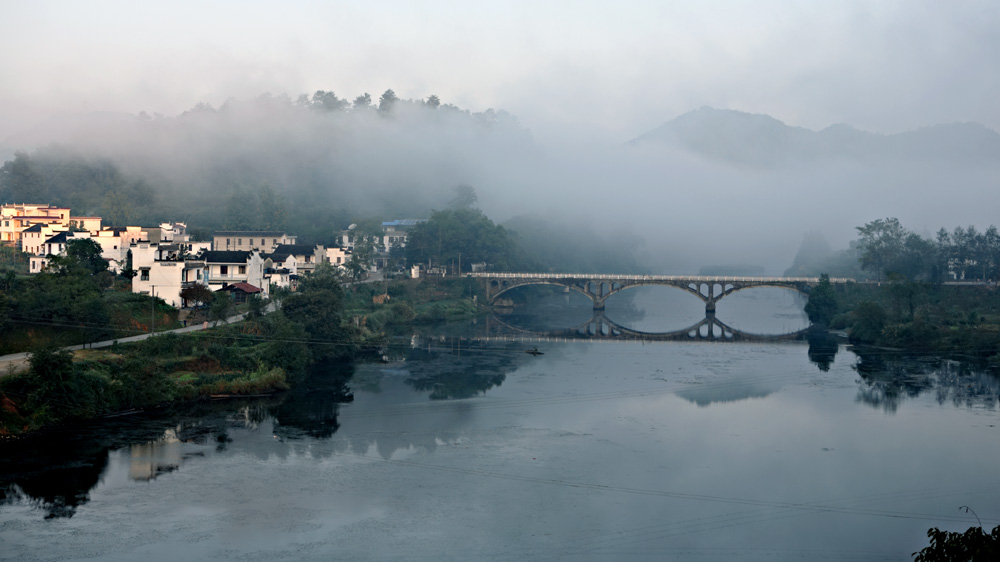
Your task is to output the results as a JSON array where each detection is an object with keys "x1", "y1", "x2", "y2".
[
  {"x1": 0, "y1": 91, "x2": 643, "y2": 273},
  {"x1": 0, "y1": 90, "x2": 529, "y2": 244}
]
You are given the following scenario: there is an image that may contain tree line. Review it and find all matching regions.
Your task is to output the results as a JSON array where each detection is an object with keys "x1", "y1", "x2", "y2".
[{"x1": 791, "y1": 217, "x2": 1000, "y2": 284}]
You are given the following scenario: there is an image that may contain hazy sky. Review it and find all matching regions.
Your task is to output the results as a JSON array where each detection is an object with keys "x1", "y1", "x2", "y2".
[{"x1": 2, "y1": 0, "x2": 998, "y2": 142}]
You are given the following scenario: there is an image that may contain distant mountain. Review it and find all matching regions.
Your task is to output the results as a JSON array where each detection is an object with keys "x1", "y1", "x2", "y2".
[{"x1": 630, "y1": 107, "x2": 1000, "y2": 167}]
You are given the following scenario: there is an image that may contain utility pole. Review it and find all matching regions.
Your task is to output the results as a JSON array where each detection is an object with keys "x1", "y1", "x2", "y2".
[{"x1": 150, "y1": 285, "x2": 156, "y2": 334}]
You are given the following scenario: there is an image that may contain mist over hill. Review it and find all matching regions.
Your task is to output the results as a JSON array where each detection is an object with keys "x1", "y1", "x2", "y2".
[
  {"x1": 630, "y1": 106, "x2": 1000, "y2": 168},
  {"x1": 3, "y1": 97, "x2": 999, "y2": 274}
]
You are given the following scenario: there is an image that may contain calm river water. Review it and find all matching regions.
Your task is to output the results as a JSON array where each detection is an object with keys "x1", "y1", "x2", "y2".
[{"x1": 2, "y1": 287, "x2": 999, "y2": 561}]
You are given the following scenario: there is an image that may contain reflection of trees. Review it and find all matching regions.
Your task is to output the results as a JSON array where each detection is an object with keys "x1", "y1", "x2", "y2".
[
  {"x1": 0, "y1": 364, "x2": 356, "y2": 518},
  {"x1": 1, "y1": 450, "x2": 107, "y2": 519},
  {"x1": 807, "y1": 329, "x2": 839, "y2": 372},
  {"x1": 854, "y1": 351, "x2": 1000, "y2": 412},
  {"x1": 404, "y1": 339, "x2": 520, "y2": 399},
  {"x1": 270, "y1": 360, "x2": 354, "y2": 439}
]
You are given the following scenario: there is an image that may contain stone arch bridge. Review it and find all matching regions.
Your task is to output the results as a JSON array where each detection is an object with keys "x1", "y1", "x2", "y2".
[{"x1": 469, "y1": 272, "x2": 853, "y2": 313}]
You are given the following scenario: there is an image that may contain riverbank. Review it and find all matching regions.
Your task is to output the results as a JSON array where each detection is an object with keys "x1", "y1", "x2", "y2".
[
  {"x1": 822, "y1": 281, "x2": 1000, "y2": 366},
  {"x1": 0, "y1": 275, "x2": 486, "y2": 437}
]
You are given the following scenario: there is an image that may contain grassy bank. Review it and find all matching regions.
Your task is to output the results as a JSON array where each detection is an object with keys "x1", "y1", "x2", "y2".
[
  {"x1": 344, "y1": 277, "x2": 486, "y2": 331},
  {"x1": 0, "y1": 324, "x2": 302, "y2": 436}
]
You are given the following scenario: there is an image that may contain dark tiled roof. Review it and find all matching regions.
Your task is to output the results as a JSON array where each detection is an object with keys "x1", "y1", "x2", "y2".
[
  {"x1": 200, "y1": 250, "x2": 252, "y2": 264},
  {"x1": 22, "y1": 224, "x2": 44, "y2": 232},
  {"x1": 44, "y1": 232, "x2": 70, "y2": 244},
  {"x1": 273, "y1": 244, "x2": 317, "y2": 253}
]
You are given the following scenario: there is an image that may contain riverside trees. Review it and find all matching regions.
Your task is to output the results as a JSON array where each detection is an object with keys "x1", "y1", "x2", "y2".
[
  {"x1": 853, "y1": 218, "x2": 1000, "y2": 283},
  {"x1": 405, "y1": 208, "x2": 527, "y2": 273}
]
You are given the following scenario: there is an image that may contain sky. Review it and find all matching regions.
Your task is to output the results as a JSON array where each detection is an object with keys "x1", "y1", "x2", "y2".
[{"x1": 2, "y1": 0, "x2": 998, "y2": 143}]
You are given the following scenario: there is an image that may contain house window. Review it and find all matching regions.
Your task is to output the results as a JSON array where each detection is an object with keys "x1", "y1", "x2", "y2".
[
  {"x1": 261, "y1": 238, "x2": 265, "y2": 246},
  {"x1": 226, "y1": 238, "x2": 231, "y2": 247},
  {"x1": 140, "y1": 269, "x2": 150, "y2": 281},
  {"x1": 238, "y1": 238, "x2": 243, "y2": 245},
  {"x1": 220, "y1": 265, "x2": 229, "y2": 275},
  {"x1": 273, "y1": 238, "x2": 277, "y2": 245},
  {"x1": 238, "y1": 265, "x2": 246, "y2": 275}
]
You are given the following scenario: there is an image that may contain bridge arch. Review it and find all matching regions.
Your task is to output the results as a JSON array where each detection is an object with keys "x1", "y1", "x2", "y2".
[
  {"x1": 488, "y1": 279, "x2": 594, "y2": 305},
  {"x1": 478, "y1": 274, "x2": 823, "y2": 314}
]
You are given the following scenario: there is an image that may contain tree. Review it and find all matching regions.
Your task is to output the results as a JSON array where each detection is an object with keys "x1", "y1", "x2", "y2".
[
  {"x1": 209, "y1": 292, "x2": 234, "y2": 324},
  {"x1": 0, "y1": 152, "x2": 47, "y2": 203},
  {"x1": 849, "y1": 301, "x2": 887, "y2": 343},
  {"x1": 25, "y1": 346, "x2": 75, "y2": 415},
  {"x1": 101, "y1": 190, "x2": 134, "y2": 227},
  {"x1": 913, "y1": 524, "x2": 1000, "y2": 561},
  {"x1": 449, "y1": 184, "x2": 478, "y2": 209},
  {"x1": 225, "y1": 186, "x2": 256, "y2": 230},
  {"x1": 255, "y1": 184, "x2": 288, "y2": 231},
  {"x1": 281, "y1": 263, "x2": 356, "y2": 361},
  {"x1": 804, "y1": 274, "x2": 838, "y2": 327},
  {"x1": 179, "y1": 284, "x2": 214, "y2": 308},
  {"x1": 425, "y1": 95, "x2": 441, "y2": 109},
  {"x1": 406, "y1": 208, "x2": 525, "y2": 272},
  {"x1": 64, "y1": 239, "x2": 109, "y2": 275},
  {"x1": 856, "y1": 218, "x2": 907, "y2": 281},
  {"x1": 353, "y1": 92, "x2": 372, "y2": 110},
  {"x1": 311, "y1": 90, "x2": 348, "y2": 112},
  {"x1": 378, "y1": 89, "x2": 398, "y2": 113}
]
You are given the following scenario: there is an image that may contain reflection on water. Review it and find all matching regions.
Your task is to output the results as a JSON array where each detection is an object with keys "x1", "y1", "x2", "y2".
[
  {"x1": 807, "y1": 329, "x2": 840, "y2": 371},
  {"x1": 128, "y1": 429, "x2": 183, "y2": 481},
  {"x1": 401, "y1": 337, "x2": 515, "y2": 399},
  {"x1": 3, "y1": 290, "x2": 1000, "y2": 562},
  {"x1": 854, "y1": 350, "x2": 1000, "y2": 412}
]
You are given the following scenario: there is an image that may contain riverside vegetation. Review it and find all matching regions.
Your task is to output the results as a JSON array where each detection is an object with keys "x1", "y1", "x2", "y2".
[
  {"x1": 801, "y1": 218, "x2": 1000, "y2": 365},
  {"x1": 0, "y1": 261, "x2": 366, "y2": 436}
]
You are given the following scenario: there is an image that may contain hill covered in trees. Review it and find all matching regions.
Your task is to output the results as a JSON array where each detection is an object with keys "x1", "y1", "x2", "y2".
[
  {"x1": 0, "y1": 90, "x2": 644, "y2": 274},
  {"x1": 0, "y1": 90, "x2": 528, "y2": 242}
]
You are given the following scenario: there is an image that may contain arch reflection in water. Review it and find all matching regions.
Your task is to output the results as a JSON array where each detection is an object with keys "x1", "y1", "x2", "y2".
[{"x1": 481, "y1": 310, "x2": 809, "y2": 343}]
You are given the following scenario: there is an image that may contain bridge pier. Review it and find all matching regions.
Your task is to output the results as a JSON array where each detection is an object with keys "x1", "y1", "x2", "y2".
[{"x1": 705, "y1": 299, "x2": 716, "y2": 314}]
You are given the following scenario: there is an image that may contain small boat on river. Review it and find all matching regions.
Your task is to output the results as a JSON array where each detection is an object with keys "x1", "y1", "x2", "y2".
[{"x1": 525, "y1": 348, "x2": 544, "y2": 356}]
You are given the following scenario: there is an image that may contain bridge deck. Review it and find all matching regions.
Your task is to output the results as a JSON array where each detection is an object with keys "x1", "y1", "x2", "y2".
[{"x1": 467, "y1": 272, "x2": 854, "y2": 283}]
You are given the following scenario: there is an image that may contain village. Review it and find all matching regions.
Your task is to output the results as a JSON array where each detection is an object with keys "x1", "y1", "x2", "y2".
[{"x1": 1, "y1": 202, "x2": 427, "y2": 308}]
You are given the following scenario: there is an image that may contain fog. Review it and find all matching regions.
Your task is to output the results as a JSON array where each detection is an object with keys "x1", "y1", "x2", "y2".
[{"x1": 2, "y1": 1, "x2": 999, "y2": 274}]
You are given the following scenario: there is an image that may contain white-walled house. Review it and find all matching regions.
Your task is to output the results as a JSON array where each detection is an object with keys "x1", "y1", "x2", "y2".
[
  {"x1": 201, "y1": 250, "x2": 266, "y2": 295},
  {"x1": 324, "y1": 245, "x2": 350, "y2": 268},
  {"x1": 268, "y1": 244, "x2": 324, "y2": 274},
  {"x1": 264, "y1": 253, "x2": 298, "y2": 291},
  {"x1": 131, "y1": 242, "x2": 208, "y2": 308}
]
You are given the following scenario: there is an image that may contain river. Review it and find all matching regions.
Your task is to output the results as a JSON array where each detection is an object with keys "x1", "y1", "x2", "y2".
[{"x1": 2, "y1": 286, "x2": 999, "y2": 561}]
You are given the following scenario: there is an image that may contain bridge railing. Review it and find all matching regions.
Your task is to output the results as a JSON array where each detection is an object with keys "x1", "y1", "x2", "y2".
[{"x1": 466, "y1": 272, "x2": 855, "y2": 284}]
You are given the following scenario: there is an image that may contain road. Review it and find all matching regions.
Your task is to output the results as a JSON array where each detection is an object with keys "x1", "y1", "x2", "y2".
[{"x1": 0, "y1": 306, "x2": 272, "y2": 378}]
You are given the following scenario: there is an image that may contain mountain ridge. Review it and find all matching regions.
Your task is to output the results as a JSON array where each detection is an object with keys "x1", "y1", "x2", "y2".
[{"x1": 630, "y1": 107, "x2": 1000, "y2": 167}]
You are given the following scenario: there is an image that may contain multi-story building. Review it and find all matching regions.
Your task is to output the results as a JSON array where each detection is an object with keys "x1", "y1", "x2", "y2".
[
  {"x1": 201, "y1": 250, "x2": 266, "y2": 294},
  {"x1": 130, "y1": 242, "x2": 208, "y2": 308},
  {"x1": 212, "y1": 231, "x2": 296, "y2": 253},
  {"x1": 0, "y1": 204, "x2": 102, "y2": 248}
]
